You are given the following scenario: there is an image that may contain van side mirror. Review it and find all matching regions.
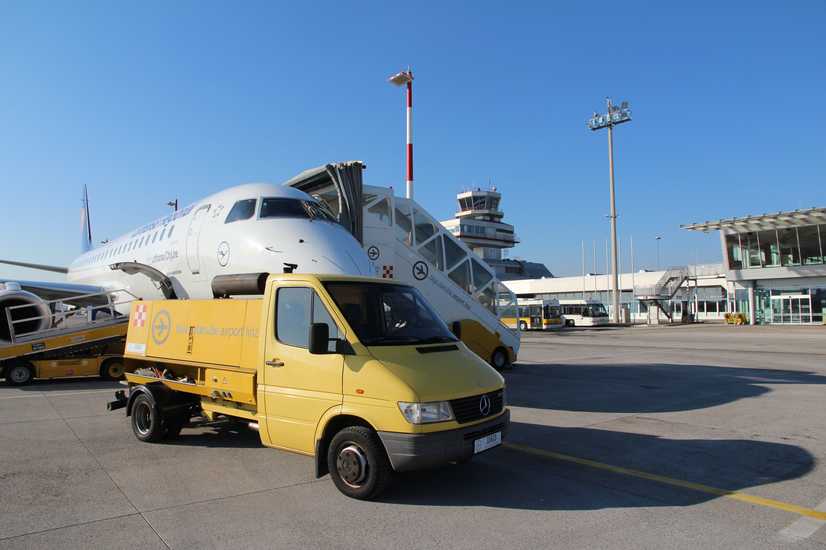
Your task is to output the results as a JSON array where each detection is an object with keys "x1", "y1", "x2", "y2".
[
  {"x1": 451, "y1": 321, "x2": 462, "y2": 340},
  {"x1": 309, "y1": 323, "x2": 330, "y2": 355}
]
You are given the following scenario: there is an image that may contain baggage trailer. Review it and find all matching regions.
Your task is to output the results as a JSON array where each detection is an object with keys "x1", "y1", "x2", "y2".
[{"x1": 1, "y1": 291, "x2": 130, "y2": 385}]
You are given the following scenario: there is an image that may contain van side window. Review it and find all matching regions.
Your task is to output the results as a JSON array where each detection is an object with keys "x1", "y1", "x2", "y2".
[
  {"x1": 277, "y1": 288, "x2": 311, "y2": 348},
  {"x1": 313, "y1": 293, "x2": 342, "y2": 351},
  {"x1": 276, "y1": 288, "x2": 341, "y2": 350}
]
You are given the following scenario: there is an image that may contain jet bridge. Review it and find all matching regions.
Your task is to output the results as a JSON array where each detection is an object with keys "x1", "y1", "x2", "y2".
[{"x1": 283, "y1": 161, "x2": 520, "y2": 367}]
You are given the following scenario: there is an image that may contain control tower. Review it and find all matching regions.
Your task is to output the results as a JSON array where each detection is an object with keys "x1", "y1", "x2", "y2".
[{"x1": 441, "y1": 186, "x2": 552, "y2": 280}]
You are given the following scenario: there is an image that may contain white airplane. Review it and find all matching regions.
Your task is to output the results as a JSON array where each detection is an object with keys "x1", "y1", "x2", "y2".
[{"x1": 1, "y1": 183, "x2": 375, "y2": 342}]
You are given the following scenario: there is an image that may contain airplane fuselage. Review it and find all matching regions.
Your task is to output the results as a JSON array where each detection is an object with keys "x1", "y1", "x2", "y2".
[{"x1": 66, "y1": 183, "x2": 375, "y2": 304}]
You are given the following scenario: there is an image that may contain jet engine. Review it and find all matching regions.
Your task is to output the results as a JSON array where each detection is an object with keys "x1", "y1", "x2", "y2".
[{"x1": 0, "y1": 288, "x2": 52, "y2": 344}]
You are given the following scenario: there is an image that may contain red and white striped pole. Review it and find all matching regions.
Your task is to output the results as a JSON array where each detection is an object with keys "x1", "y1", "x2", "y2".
[{"x1": 389, "y1": 70, "x2": 415, "y2": 199}]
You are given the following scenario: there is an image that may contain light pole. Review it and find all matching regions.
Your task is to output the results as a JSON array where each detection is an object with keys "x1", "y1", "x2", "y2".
[
  {"x1": 388, "y1": 70, "x2": 414, "y2": 199},
  {"x1": 655, "y1": 236, "x2": 661, "y2": 271},
  {"x1": 588, "y1": 98, "x2": 632, "y2": 323}
]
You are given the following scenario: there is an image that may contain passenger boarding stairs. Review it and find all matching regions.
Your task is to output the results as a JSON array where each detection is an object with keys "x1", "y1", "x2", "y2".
[
  {"x1": 634, "y1": 266, "x2": 691, "y2": 321},
  {"x1": 283, "y1": 161, "x2": 521, "y2": 366}
]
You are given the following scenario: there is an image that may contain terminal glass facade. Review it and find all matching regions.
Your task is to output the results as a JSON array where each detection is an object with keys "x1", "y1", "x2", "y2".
[
  {"x1": 724, "y1": 224, "x2": 826, "y2": 324},
  {"x1": 726, "y1": 225, "x2": 825, "y2": 270},
  {"x1": 753, "y1": 287, "x2": 826, "y2": 325}
]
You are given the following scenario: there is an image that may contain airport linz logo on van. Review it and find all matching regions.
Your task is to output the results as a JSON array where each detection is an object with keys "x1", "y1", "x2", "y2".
[
  {"x1": 479, "y1": 395, "x2": 491, "y2": 416},
  {"x1": 152, "y1": 310, "x2": 171, "y2": 345}
]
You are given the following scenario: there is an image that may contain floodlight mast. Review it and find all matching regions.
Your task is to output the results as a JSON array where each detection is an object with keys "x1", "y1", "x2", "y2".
[
  {"x1": 388, "y1": 70, "x2": 415, "y2": 199},
  {"x1": 587, "y1": 97, "x2": 632, "y2": 324}
]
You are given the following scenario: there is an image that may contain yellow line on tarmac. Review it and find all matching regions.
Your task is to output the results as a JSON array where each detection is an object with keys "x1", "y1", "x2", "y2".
[{"x1": 503, "y1": 441, "x2": 826, "y2": 521}]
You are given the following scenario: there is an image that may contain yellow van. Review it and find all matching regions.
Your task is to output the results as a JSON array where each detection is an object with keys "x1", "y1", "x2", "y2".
[{"x1": 109, "y1": 274, "x2": 509, "y2": 499}]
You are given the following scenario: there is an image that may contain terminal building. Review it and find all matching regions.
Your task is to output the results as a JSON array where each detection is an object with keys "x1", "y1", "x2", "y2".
[
  {"x1": 682, "y1": 207, "x2": 826, "y2": 325},
  {"x1": 478, "y1": 206, "x2": 826, "y2": 325}
]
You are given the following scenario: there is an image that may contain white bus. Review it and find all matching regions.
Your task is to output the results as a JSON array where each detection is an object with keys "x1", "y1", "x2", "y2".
[
  {"x1": 559, "y1": 300, "x2": 609, "y2": 327},
  {"x1": 504, "y1": 299, "x2": 564, "y2": 331}
]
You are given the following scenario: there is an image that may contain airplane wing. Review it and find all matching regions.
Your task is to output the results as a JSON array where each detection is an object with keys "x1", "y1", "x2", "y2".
[{"x1": 0, "y1": 259, "x2": 69, "y2": 274}]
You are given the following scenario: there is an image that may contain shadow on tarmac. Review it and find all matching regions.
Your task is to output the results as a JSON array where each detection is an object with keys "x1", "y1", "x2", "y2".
[
  {"x1": 163, "y1": 418, "x2": 264, "y2": 448},
  {"x1": 502, "y1": 361, "x2": 826, "y2": 413},
  {"x1": 378, "y1": 422, "x2": 814, "y2": 509},
  {"x1": 380, "y1": 360, "x2": 820, "y2": 507}
]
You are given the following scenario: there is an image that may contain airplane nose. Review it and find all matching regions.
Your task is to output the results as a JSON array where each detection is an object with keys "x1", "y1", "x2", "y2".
[
  {"x1": 297, "y1": 223, "x2": 375, "y2": 277},
  {"x1": 319, "y1": 247, "x2": 372, "y2": 276}
]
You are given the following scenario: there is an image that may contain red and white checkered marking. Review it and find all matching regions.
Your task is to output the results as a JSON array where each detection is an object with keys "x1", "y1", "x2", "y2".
[
  {"x1": 133, "y1": 304, "x2": 147, "y2": 327},
  {"x1": 382, "y1": 266, "x2": 394, "y2": 279}
]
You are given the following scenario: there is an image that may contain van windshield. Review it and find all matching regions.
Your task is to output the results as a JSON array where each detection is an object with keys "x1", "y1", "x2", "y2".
[{"x1": 324, "y1": 281, "x2": 458, "y2": 346}]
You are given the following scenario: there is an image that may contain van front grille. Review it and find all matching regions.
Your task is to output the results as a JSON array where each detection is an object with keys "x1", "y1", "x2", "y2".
[{"x1": 450, "y1": 389, "x2": 504, "y2": 424}]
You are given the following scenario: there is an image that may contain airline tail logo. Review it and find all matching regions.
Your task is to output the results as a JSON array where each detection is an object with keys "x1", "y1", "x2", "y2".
[
  {"x1": 80, "y1": 185, "x2": 93, "y2": 253},
  {"x1": 133, "y1": 305, "x2": 147, "y2": 327}
]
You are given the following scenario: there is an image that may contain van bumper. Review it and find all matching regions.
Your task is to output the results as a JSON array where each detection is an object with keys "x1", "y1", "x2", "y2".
[{"x1": 378, "y1": 408, "x2": 510, "y2": 472}]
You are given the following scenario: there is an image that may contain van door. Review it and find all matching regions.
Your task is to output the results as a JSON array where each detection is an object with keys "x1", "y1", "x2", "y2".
[{"x1": 261, "y1": 286, "x2": 344, "y2": 453}]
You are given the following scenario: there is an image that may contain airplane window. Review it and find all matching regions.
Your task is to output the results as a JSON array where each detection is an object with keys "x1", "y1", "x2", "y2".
[
  {"x1": 159, "y1": 228, "x2": 166, "y2": 241},
  {"x1": 168, "y1": 225, "x2": 174, "y2": 238},
  {"x1": 152, "y1": 232, "x2": 158, "y2": 243},
  {"x1": 138, "y1": 237, "x2": 144, "y2": 248},
  {"x1": 260, "y1": 198, "x2": 314, "y2": 220},
  {"x1": 225, "y1": 199, "x2": 256, "y2": 224}
]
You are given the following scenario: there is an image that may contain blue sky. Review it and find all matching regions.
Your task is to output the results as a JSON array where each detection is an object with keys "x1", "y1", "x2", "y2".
[{"x1": 1, "y1": 0, "x2": 824, "y2": 281}]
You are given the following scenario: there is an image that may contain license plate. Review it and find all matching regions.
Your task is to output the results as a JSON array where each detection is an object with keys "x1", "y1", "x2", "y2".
[{"x1": 474, "y1": 431, "x2": 501, "y2": 454}]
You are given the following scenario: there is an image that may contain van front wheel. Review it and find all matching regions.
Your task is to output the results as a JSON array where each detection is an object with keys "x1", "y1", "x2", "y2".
[{"x1": 328, "y1": 426, "x2": 391, "y2": 500}]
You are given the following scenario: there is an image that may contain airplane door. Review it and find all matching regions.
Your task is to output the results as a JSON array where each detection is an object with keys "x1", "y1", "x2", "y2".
[
  {"x1": 261, "y1": 286, "x2": 343, "y2": 453},
  {"x1": 186, "y1": 205, "x2": 210, "y2": 274}
]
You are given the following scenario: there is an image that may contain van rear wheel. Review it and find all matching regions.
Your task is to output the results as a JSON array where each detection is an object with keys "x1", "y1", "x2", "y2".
[
  {"x1": 328, "y1": 426, "x2": 391, "y2": 500},
  {"x1": 130, "y1": 394, "x2": 165, "y2": 442}
]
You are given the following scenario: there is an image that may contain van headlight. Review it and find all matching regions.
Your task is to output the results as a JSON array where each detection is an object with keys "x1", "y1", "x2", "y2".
[{"x1": 398, "y1": 401, "x2": 455, "y2": 424}]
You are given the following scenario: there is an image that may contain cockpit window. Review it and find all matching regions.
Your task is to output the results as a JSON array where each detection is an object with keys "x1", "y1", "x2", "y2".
[
  {"x1": 260, "y1": 198, "x2": 337, "y2": 223},
  {"x1": 225, "y1": 199, "x2": 257, "y2": 224}
]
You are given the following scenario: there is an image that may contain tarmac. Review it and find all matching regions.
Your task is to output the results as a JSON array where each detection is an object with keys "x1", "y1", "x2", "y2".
[{"x1": 1, "y1": 322, "x2": 825, "y2": 549}]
